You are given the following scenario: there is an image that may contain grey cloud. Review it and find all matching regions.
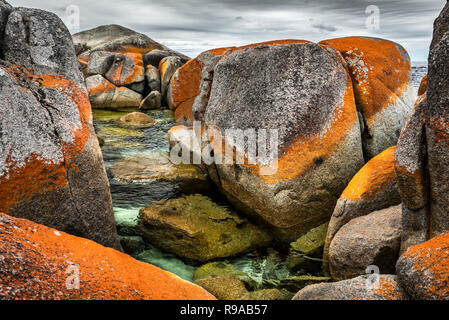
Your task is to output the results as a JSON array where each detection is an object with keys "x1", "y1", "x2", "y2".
[{"x1": 7, "y1": 0, "x2": 448, "y2": 61}]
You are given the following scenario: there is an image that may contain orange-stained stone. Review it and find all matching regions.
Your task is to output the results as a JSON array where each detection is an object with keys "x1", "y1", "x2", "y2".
[
  {"x1": 319, "y1": 37, "x2": 411, "y2": 124},
  {"x1": 0, "y1": 66, "x2": 91, "y2": 214},
  {"x1": 106, "y1": 52, "x2": 144, "y2": 86},
  {"x1": 418, "y1": 74, "x2": 427, "y2": 96},
  {"x1": 170, "y1": 40, "x2": 312, "y2": 124},
  {"x1": 342, "y1": 146, "x2": 397, "y2": 202},
  {"x1": 0, "y1": 212, "x2": 216, "y2": 300},
  {"x1": 208, "y1": 66, "x2": 358, "y2": 184}
]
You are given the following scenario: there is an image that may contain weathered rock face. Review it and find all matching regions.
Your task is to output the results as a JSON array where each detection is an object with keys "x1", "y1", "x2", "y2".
[
  {"x1": 396, "y1": 232, "x2": 449, "y2": 300},
  {"x1": 72, "y1": 24, "x2": 164, "y2": 56},
  {"x1": 140, "y1": 91, "x2": 162, "y2": 110},
  {"x1": 105, "y1": 53, "x2": 145, "y2": 86},
  {"x1": 110, "y1": 152, "x2": 211, "y2": 194},
  {"x1": 143, "y1": 49, "x2": 190, "y2": 68},
  {"x1": 319, "y1": 37, "x2": 414, "y2": 160},
  {"x1": 145, "y1": 64, "x2": 161, "y2": 92},
  {"x1": 329, "y1": 205, "x2": 402, "y2": 281},
  {"x1": 138, "y1": 195, "x2": 272, "y2": 262},
  {"x1": 0, "y1": 6, "x2": 121, "y2": 250},
  {"x1": 0, "y1": 0, "x2": 12, "y2": 59},
  {"x1": 117, "y1": 112, "x2": 157, "y2": 128},
  {"x1": 394, "y1": 3, "x2": 449, "y2": 254},
  {"x1": 159, "y1": 56, "x2": 184, "y2": 100},
  {"x1": 86, "y1": 74, "x2": 143, "y2": 108},
  {"x1": 86, "y1": 51, "x2": 115, "y2": 76},
  {"x1": 4, "y1": 7, "x2": 85, "y2": 89},
  {"x1": 323, "y1": 146, "x2": 401, "y2": 270},
  {"x1": 0, "y1": 213, "x2": 215, "y2": 300},
  {"x1": 203, "y1": 42, "x2": 364, "y2": 244},
  {"x1": 293, "y1": 275, "x2": 407, "y2": 300}
]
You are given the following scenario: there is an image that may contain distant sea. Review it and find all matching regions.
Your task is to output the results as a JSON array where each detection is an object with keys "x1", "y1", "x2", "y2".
[{"x1": 412, "y1": 61, "x2": 427, "y2": 94}]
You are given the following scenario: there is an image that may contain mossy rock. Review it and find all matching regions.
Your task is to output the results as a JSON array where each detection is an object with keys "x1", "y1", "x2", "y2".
[
  {"x1": 287, "y1": 222, "x2": 329, "y2": 273},
  {"x1": 246, "y1": 289, "x2": 290, "y2": 300},
  {"x1": 119, "y1": 235, "x2": 144, "y2": 255},
  {"x1": 116, "y1": 112, "x2": 157, "y2": 128},
  {"x1": 138, "y1": 194, "x2": 272, "y2": 262},
  {"x1": 262, "y1": 275, "x2": 331, "y2": 293},
  {"x1": 93, "y1": 109, "x2": 137, "y2": 122},
  {"x1": 97, "y1": 126, "x2": 144, "y2": 138},
  {"x1": 193, "y1": 262, "x2": 257, "y2": 288}
]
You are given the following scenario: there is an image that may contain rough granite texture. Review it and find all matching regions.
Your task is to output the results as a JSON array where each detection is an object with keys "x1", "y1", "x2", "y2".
[
  {"x1": 0, "y1": 5, "x2": 121, "y2": 250},
  {"x1": 4, "y1": 7, "x2": 84, "y2": 88},
  {"x1": 319, "y1": 37, "x2": 414, "y2": 160},
  {"x1": 204, "y1": 42, "x2": 364, "y2": 243},
  {"x1": 293, "y1": 275, "x2": 407, "y2": 300},
  {"x1": 323, "y1": 146, "x2": 401, "y2": 271},
  {"x1": 329, "y1": 205, "x2": 402, "y2": 281},
  {"x1": 0, "y1": 213, "x2": 214, "y2": 300},
  {"x1": 0, "y1": 0, "x2": 12, "y2": 59}
]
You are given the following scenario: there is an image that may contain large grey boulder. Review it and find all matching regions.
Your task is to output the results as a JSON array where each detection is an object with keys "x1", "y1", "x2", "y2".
[
  {"x1": 329, "y1": 205, "x2": 402, "y2": 281},
  {"x1": 0, "y1": 6, "x2": 121, "y2": 250},
  {"x1": 3, "y1": 7, "x2": 84, "y2": 88},
  {"x1": 203, "y1": 42, "x2": 364, "y2": 243},
  {"x1": 293, "y1": 275, "x2": 407, "y2": 300},
  {"x1": 86, "y1": 50, "x2": 115, "y2": 76}
]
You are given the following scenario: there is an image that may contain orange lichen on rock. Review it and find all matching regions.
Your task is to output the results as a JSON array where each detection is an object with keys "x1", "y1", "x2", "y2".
[
  {"x1": 372, "y1": 276, "x2": 407, "y2": 300},
  {"x1": 342, "y1": 146, "x2": 397, "y2": 201},
  {"x1": 398, "y1": 232, "x2": 449, "y2": 300},
  {"x1": 250, "y1": 76, "x2": 357, "y2": 184},
  {"x1": 107, "y1": 53, "x2": 144, "y2": 86},
  {"x1": 170, "y1": 40, "x2": 312, "y2": 124},
  {"x1": 418, "y1": 74, "x2": 427, "y2": 96},
  {"x1": 0, "y1": 213, "x2": 215, "y2": 300},
  {"x1": 0, "y1": 66, "x2": 91, "y2": 213},
  {"x1": 319, "y1": 37, "x2": 411, "y2": 124}
]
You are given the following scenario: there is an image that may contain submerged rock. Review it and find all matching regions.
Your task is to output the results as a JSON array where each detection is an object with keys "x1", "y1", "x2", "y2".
[
  {"x1": 194, "y1": 274, "x2": 249, "y2": 300},
  {"x1": 329, "y1": 205, "x2": 402, "y2": 281},
  {"x1": 117, "y1": 112, "x2": 157, "y2": 127},
  {"x1": 287, "y1": 223, "x2": 328, "y2": 273},
  {"x1": 0, "y1": 213, "x2": 214, "y2": 300},
  {"x1": 293, "y1": 275, "x2": 407, "y2": 300},
  {"x1": 110, "y1": 152, "x2": 211, "y2": 194},
  {"x1": 138, "y1": 194, "x2": 272, "y2": 262},
  {"x1": 119, "y1": 235, "x2": 145, "y2": 255}
]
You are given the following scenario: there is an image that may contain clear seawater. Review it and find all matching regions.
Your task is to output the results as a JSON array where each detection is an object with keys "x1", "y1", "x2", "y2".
[{"x1": 93, "y1": 61, "x2": 427, "y2": 284}]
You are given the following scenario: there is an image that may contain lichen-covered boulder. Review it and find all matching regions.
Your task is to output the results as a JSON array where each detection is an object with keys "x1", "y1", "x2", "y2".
[
  {"x1": 159, "y1": 56, "x2": 185, "y2": 99},
  {"x1": 418, "y1": 74, "x2": 427, "y2": 96},
  {"x1": 140, "y1": 91, "x2": 162, "y2": 110},
  {"x1": 293, "y1": 275, "x2": 407, "y2": 300},
  {"x1": 105, "y1": 52, "x2": 144, "y2": 86},
  {"x1": 323, "y1": 146, "x2": 401, "y2": 270},
  {"x1": 0, "y1": 5, "x2": 121, "y2": 250},
  {"x1": 145, "y1": 64, "x2": 161, "y2": 92},
  {"x1": 329, "y1": 205, "x2": 402, "y2": 281},
  {"x1": 319, "y1": 37, "x2": 414, "y2": 160},
  {"x1": 85, "y1": 50, "x2": 115, "y2": 76},
  {"x1": 138, "y1": 194, "x2": 272, "y2": 262},
  {"x1": 425, "y1": 2, "x2": 449, "y2": 239},
  {"x1": 116, "y1": 112, "x2": 157, "y2": 128},
  {"x1": 168, "y1": 40, "x2": 310, "y2": 125},
  {"x1": 86, "y1": 74, "x2": 142, "y2": 108},
  {"x1": 0, "y1": 213, "x2": 214, "y2": 300},
  {"x1": 203, "y1": 42, "x2": 364, "y2": 243},
  {"x1": 143, "y1": 48, "x2": 190, "y2": 68},
  {"x1": 396, "y1": 232, "x2": 449, "y2": 300}
]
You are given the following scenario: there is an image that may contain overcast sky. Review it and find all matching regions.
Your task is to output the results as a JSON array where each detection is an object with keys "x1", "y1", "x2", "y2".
[{"x1": 8, "y1": 0, "x2": 447, "y2": 61}]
